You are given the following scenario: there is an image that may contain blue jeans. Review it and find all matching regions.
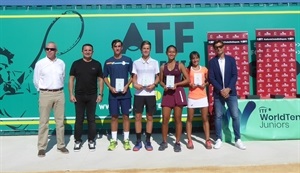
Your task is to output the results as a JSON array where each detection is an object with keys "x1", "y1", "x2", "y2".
[{"x1": 214, "y1": 96, "x2": 241, "y2": 142}]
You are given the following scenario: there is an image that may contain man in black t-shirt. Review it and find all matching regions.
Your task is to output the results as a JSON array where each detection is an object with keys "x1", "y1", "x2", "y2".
[{"x1": 68, "y1": 43, "x2": 104, "y2": 152}]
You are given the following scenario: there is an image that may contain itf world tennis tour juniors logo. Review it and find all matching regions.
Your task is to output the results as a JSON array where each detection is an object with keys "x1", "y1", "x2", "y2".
[{"x1": 259, "y1": 106, "x2": 300, "y2": 128}]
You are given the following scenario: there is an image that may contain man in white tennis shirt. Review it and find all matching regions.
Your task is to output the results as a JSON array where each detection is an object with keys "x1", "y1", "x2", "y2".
[{"x1": 132, "y1": 40, "x2": 159, "y2": 151}]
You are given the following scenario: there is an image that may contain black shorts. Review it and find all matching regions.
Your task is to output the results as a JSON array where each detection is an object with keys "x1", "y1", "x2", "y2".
[{"x1": 133, "y1": 95, "x2": 156, "y2": 114}]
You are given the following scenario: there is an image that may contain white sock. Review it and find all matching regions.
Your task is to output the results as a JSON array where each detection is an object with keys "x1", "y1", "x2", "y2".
[
  {"x1": 124, "y1": 131, "x2": 129, "y2": 141},
  {"x1": 111, "y1": 131, "x2": 117, "y2": 141}
]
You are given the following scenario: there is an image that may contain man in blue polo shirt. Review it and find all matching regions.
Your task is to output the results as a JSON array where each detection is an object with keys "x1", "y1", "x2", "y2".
[{"x1": 103, "y1": 39, "x2": 133, "y2": 151}]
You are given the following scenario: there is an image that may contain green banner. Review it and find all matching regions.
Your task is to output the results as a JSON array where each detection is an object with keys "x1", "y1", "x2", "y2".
[
  {"x1": 0, "y1": 5, "x2": 299, "y2": 136},
  {"x1": 225, "y1": 99, "x2": 300, "y2": 141}
]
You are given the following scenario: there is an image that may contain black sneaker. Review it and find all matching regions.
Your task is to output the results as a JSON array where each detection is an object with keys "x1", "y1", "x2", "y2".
[
  {"x1": 74, "y1": 141, "x2": 82, "y2": 152},
  {"x1": 88, "y1": 140, "x2": 96, "y2": 152},
  {"x1": 158, "y1": 142, "x2": 168, "y2": 151},
  {"x1": 173, "y1": 142, "x2": 181, "y2": 152}
]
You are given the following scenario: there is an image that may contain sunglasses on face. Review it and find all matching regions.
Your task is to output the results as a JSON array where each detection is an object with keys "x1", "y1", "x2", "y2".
[
  {"x1": 214, "y1": 45, "x2": 224, "y2": 49},
  {"x1": 45, "y1": 48, "x2": 57, "y2": 51}
]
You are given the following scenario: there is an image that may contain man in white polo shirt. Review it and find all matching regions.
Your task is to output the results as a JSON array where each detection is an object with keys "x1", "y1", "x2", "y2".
[{"x1": 132, "y1": 40, "x2": 159, "y2": 151}]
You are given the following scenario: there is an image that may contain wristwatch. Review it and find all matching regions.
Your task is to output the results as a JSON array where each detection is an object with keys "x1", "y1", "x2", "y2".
[{"x1": 99, "y1": 93, "x2": 103, "y2": 96}]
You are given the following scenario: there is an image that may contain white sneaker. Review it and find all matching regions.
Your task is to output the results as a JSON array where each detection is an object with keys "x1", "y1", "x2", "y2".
[
  {"x1": 88, "y1": 140, "x2": 96, "y2": 152},
  {"x1": 214, "y1": 139, "x2": 222, "y2": 149},
  {"x1": 235, "y1": 139, "x2": 246, "y2": 150},
  {"x1": 74, "y1": 141, "x2": 81, "y2": 152}
]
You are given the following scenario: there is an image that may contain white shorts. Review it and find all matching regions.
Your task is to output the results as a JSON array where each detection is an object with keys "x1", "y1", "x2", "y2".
[{"x1": 187, "y1": 97, "x2": 209, "y2": 108}]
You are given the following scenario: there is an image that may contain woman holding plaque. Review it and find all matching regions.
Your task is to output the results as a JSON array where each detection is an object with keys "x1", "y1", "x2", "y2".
[
  {"x1": 185, "y1": 51, "x2": 212, "y2": 150},
  {"x1": 158, "y1": 45, "x2": 190, "y2": 152}
]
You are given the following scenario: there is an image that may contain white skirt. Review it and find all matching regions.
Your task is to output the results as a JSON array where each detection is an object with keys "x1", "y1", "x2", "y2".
[{"x1": 187, "y1": 97, "x2": 209, "y2": 108}]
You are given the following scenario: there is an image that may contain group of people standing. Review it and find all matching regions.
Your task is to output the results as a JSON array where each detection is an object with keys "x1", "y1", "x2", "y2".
[{"x1": 33, "y1": 39, "x2": 246, "y2": 157}]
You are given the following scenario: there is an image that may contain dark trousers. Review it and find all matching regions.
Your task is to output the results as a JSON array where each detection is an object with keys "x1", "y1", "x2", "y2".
[{"x1": 74, "y1": 94, "x2": 97, "y2": 142}]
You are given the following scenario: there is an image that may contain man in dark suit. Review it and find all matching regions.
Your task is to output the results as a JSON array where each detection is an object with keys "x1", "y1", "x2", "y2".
[{"x1": 208, "y1": 40, "x2": 246, "y2": 150}]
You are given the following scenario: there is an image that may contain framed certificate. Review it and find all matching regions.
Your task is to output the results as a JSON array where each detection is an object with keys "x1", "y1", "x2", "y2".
[
  {"x1": 194, "y1": 73, "x2": 202, "y2": 86},
  {"x1": 166, "y1": 75, "x2": 175, "y2": 88},
  {"x1": 115, "y1": 78, "x2": 124, "y2": 92},
  {"x1": 141, "y1": 75, "x2": 154, "y2": 87}
]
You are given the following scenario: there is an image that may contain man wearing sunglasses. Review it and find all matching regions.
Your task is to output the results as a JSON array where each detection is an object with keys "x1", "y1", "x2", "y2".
[
  {"x1": 33, "y1": 42, "x2": 69, "y2": 157},
  {"x1": 208, "y1": 40, "x2": 246, "y2": 150}
]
